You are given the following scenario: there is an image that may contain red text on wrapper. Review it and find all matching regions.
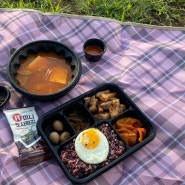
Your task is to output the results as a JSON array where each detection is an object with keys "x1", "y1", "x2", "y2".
[{"x1": 12, "y1": 113, "x2": 22, "y2": 122}]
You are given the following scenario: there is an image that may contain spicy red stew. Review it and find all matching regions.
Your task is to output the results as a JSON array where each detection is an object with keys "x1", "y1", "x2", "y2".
[{"x1": 16, "y1": 52, "x2": 72, "y2": 95}]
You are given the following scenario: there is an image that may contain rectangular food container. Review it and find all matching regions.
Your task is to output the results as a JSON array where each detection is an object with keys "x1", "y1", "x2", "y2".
[{"x1": 37, "y1": 83, "x2": 156, "y2": 184}]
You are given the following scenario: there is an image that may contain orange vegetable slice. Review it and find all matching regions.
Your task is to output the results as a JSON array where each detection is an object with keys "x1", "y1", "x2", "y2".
[{"x1": 49, "y1": 67, "x2": 68, "y2": 84}]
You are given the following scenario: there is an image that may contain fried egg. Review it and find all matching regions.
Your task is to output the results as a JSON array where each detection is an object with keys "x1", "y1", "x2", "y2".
[{"x1": 75, "y1": 128, "x2": 109, "y2": 164}]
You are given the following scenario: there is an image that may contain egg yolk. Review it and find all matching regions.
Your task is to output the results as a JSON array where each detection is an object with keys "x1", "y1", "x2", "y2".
[{"x1": 81, "y1": 129, "x2": 100, "y2": 149}]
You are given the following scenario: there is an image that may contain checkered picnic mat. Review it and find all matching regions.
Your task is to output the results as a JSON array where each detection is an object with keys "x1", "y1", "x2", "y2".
[{"x1": 0, "y1": 9, "x2": 185, "y2": 185}]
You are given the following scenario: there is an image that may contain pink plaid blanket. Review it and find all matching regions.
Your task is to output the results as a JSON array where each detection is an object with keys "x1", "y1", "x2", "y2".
[{"x1": 0, "y1": 9, "x2": 184, "y2": 185}]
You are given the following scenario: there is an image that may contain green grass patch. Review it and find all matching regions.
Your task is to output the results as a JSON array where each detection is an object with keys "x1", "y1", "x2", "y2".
[{"x1": 0, "y1": 0, "x2": 185, "y2": 26}]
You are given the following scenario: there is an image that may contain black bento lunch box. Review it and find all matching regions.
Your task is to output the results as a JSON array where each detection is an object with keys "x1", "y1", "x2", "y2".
[{"x1": 37, "y1": 83, "x2": 156, "y2": 184}]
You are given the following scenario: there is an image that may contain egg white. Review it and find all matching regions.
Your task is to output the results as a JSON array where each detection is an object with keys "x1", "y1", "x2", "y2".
[{"x1": 75, "y1": 128, "x2": 109, "y2": 164}]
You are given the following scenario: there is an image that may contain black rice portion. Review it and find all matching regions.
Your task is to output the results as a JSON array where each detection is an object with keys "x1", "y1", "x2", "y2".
[{"x1": 60, "y1": 123, "x2": 125, "y2": 178}]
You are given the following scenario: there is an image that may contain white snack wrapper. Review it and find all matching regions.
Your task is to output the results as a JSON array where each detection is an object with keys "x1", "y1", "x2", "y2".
[{"x1": 3, "y1": 107, "x2": 41, "y2": 148}]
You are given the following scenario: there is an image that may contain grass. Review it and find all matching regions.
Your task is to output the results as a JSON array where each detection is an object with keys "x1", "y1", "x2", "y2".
[{"x1": 0, "y1": 0, "x2": 185, "y2": 27}]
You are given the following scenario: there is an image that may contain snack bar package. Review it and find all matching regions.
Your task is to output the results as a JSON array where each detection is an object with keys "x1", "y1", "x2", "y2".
[{"x1": 3, "y1": 107, "x2": 52, "y2": 166}]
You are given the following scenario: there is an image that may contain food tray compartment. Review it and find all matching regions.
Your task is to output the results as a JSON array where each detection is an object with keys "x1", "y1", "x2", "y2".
[
  {"x1": 37, "y1": 83, "x2": 156, "y2": 184},
  {"x1": 63, "y1": 103, "x2": 95, "y2": 132},
  {"x1": 38, "y1": 112, "x2": 76, "y2": 150},
  {"x1": 82, "y1": 84, "x2": 130, "y2": 121},
  {"x1": 111, "y1": 110, "x2": 155, "y2": 149},
  {"x1": 58, "y1": 122, "x2": 127, "y2": 183}
]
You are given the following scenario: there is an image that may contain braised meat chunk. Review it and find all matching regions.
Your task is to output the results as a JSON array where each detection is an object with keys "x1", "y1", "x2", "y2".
[{"x1": 84, "y1": 90, "x2": 126, "y2": 120}]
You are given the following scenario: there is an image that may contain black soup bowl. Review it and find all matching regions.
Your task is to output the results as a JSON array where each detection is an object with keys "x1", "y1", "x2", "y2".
[{"x1": 7, "y1": 40, "x2": 82, "y2": 100}]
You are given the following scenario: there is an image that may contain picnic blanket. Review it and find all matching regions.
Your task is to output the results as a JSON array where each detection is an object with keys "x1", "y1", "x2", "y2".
[{"x1": 0, "y1": 9, "x2": 185, "y2": 185}]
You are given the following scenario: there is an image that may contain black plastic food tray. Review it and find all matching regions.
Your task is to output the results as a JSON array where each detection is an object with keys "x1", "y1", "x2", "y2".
[{"x1": 37, "y1": 83, "x2": 156, "y2": 184}]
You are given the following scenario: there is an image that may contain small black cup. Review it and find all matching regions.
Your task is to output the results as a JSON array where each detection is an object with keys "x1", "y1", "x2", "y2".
[
  {"x1": 83, "y1": 38, "x2": 106, "y2": 62},
  {"x1": 0, "y1": 86, "x2": 10, "y2": 108}
]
